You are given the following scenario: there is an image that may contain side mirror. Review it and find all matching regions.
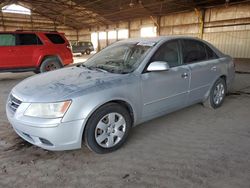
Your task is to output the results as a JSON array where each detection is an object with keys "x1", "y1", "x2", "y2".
[{"x1": 147, "y1": 61, "x2": 170, "y2": 72}]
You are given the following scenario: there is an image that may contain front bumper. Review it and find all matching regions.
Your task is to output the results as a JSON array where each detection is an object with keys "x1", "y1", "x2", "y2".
[{"x1": 6, "y1": 104, "x2": 86, "y2": 151}]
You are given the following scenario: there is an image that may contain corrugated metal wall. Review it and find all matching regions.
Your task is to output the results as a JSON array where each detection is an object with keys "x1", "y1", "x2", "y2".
[
  {"x1": 89, "y1": 3, "x2": 250, "y2": 58},
  {"x1": 203, "y1": 30, "x2": 250, "y2": 58}
]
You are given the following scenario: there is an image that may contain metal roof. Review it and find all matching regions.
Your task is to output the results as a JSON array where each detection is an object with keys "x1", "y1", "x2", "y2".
[{"x1": 0, "y1": 0, "x2": 249, "y2": 29}]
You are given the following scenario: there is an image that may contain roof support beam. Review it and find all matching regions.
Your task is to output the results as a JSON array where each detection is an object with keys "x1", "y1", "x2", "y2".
[
  {"x1": 18, "y1": 0, "x2": 79, "y2": 29},
  {"x1": 71, "y1": 0, "x2": 113, "y2": 25},
  {"x1": 195, "y1": 8, "x2": 205, "y2": 39}
]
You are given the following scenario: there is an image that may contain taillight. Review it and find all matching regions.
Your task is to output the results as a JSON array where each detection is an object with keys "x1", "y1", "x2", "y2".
[{"x1": 66, "y1": 44, "x2": 72, "y2": 51}]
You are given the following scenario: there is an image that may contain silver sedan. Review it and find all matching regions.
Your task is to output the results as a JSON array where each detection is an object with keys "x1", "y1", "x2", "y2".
[{"x1": 6, "y1": 36, "x2": 235, "y2": 153}]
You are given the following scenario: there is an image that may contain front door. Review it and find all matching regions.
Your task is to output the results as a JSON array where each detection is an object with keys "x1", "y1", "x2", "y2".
[{"x1": 141, "y1": 40, "x2": 190, "y2": 120}]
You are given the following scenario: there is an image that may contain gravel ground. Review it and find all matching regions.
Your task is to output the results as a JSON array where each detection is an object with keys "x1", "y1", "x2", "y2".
[{"x1": 0, "y1": 61, "x2": 250, "y2": 188}]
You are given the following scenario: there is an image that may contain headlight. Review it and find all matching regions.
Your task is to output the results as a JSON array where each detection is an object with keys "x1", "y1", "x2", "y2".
[{"x1": 24, "y1": 101, "x2": 71, "y2": 118}]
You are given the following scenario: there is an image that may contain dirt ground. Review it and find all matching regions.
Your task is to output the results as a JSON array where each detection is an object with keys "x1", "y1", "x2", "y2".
[{"x1": 0, "y1": 59, "x2": 250, "y2": 188}]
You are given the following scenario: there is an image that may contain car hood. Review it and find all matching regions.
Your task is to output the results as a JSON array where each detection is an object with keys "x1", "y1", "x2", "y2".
[{"x1": 12, "y1": 66, "x2": 125, "y2": 103}]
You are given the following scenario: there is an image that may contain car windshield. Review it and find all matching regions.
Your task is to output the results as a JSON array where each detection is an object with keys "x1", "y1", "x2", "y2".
[{"x1": 84, "y1": 42, "x2": 154, "y2": 74}]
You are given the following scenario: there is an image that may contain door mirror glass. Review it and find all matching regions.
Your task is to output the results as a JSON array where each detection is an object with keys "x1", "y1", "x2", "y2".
[{"x1": 147, "y1": 61, "x2": 170, "y2": 72}]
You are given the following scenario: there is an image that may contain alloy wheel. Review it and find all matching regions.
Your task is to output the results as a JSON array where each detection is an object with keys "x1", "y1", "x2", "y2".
[
  {"x1": 213, "y1": 83, "x2": 225, "y2": 105},
  {"x1": 95, "y1": 112, "x2": 126, "y2": 148}
]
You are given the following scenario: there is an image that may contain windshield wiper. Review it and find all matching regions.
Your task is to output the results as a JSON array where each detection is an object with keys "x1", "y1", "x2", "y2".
[
  {"x1": 76, "y1": 63, "x2": 89, "y2": 68},
  {"x1": 93, "y1": 67, "x2": 108, "y2": 73},
  {"x1": 76, "y1": 64, "x2": 105, "y2": 72},
  {"x1": 92, "y1": 65, "x2": 112, "y2": 73}
]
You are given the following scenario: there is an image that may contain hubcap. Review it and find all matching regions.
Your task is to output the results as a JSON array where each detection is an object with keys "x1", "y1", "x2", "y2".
[
  {"x1": 45, "y1": 63, "x2": 57, "y2": 71},
  {"x1": 213, "y1": 83, "x2": 225, "y2": 105},
  {"x1": 95, "y1": 112, "x2": 126, "y2": 148}
]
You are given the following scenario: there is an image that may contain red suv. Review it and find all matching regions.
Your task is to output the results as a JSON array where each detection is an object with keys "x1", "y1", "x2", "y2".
[{"x1": 0, "y1": 30, "x2": 73, "y2": 73}]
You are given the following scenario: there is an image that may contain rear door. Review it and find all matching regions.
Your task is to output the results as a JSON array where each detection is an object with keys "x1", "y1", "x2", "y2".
[
  {"x1": 15, "y1": 33, "x2": 43, "y2": 67},
  {"x1": 141, "y1": 40, "x2": 191, "y2": 119},
  {"x1": 0, "y1": 33, "x2": 18, "y2": 69},
  {"x1": 45, "y1": 33, "x2": 72, "y2": 64},
  {"x1": 180, "y1": 39, "x2": 220, "y2": 104}
]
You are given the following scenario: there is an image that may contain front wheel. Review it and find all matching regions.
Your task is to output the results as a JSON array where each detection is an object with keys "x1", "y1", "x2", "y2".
[
  {"x1": 203, "y1": 78, "x2": 226, "y2": 109},
  {"x1": 84, "y1": 103, "x2": 132, "y2": 154}
]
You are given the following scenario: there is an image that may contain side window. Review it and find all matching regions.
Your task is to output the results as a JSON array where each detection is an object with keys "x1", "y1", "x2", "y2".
[
  {"x1": 0, "y1": 34, "x2": 16, "y2": 46},
  {"x1": 204, "y1": 44, "x2": 218, "y2": 60},
  {"x1": 151, "y1": 40, "x2": 180, "y2": 68},
  {"x1": 17, "y1": 34, "x2": 42, "y2": 45},
  {"x1": 181, "y1": 40, "x2": 207, "y2": 64},
  {"x1": 45, "y1": 34, "x2": 65, "y2": 44}
]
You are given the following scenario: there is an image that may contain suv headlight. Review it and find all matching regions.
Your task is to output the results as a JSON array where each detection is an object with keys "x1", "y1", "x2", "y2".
[{"x1": 24, "y1": 101, "x2": 71, "y2": 118}]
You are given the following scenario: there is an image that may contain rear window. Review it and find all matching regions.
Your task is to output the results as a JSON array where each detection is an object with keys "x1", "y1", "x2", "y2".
[
  {"x1": 45, "y1": 34, "x2": 65, "y2": 44},
  {"x1": 79, "y1": 42, "x2": 92, "y2": 46},
  {"x1": 0, "y1": 34, "x2": 15, "y2": 46},
  {"x1": 181, "y1": 39, "x2": 207, "y2": 64},
  {"x1": 78, "y1": 42, "x2": 84, "y2": 46},
  {"x1": 205, "y1": 44, "x2": 218, "y2": 60},
  {"x1": 16, "y1": 34, "x2": 42, "y2": 45}
]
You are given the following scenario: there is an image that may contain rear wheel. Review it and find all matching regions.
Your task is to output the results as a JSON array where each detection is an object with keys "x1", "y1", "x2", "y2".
[
  {"x1": 39, "y1": 58, "x2": 62, "y2": 73},
  {"x1": 85, "y1": 49, "x2": 91, "y2": 55},
  {"x1": 84, "y1": 103, "x2": 132, "y2": 154},
  {"x1": 203, "y1": 78, "x2": 226, "y2": 109}
]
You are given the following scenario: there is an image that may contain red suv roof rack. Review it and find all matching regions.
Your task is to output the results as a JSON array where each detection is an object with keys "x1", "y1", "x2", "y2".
[{"x1": 15, "y1": 29, "x2": 58, "y2": 32}]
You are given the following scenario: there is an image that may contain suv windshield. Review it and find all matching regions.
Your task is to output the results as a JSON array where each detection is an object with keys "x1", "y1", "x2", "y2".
[{"x1": 84, "y1": 42, "x2": 153, "y2": 74}]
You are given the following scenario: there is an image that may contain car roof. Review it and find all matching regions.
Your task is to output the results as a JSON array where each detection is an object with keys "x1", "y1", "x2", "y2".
[
  {"x1": 115, "y1": 35, "x2": 224, "y2": 57},
  {"x1": 117, "y1": 36, "x2": 200, "y2": 43},
  {"x1": 0, "y1": 31, "x2": 64, "y2": 35}
]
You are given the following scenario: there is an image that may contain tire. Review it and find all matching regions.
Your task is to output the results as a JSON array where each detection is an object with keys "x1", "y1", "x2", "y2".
[
  {"x1": 203, "y1": 78, "x2": 226, "y2": 109},
  {"x1": 84, "y1": 103, "x2": 132, "y2": 154},
  {"x1": 85, "y1": 49, "x2": 91, "y2": 55},
  {"x1": 39, "y1": 58, "x2": 62, "y2": 73}
]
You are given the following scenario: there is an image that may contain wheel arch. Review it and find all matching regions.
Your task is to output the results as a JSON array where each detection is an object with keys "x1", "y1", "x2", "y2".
[
  {"x1": 203, "y1": 74, "x2": 227, "y2": 101},
  {"x1": 105, "y1": 100, "x2": 135, "y2": 125},
  {"x1": 38, "y1": 55, "x2": 63, "y2": 68},
  {"x1": 220, "y1": 74, "x2": 227, "y2": 83},
  {"x1": 81, "y1": 99, "x2": 135, "y2": 143},
  {"x1": 219, "y1": 74, "x2": 227, "y2": 91}
]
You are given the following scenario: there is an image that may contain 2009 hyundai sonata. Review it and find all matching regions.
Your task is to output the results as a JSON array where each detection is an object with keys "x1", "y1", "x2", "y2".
[{"x1": 6, "y1": 36, "x2": 235, "y2": 153}]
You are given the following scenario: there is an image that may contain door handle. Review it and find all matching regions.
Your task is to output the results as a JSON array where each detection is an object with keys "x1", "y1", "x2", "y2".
[
  {"x1": 181, "y1": 72, "x2": 188, "y2": 79},
  {"x1": 211, "y1": 66, "x2": 217, "y2": 71}
]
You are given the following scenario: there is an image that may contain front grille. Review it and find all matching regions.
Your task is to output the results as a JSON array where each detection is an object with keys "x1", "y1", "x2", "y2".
[{"x1": 8, "y1": 94, "x2": 22, "y2": 112}]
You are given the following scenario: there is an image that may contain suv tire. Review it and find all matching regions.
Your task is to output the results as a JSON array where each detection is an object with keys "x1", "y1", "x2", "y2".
[
  {"x1": 85, "y1": 49, "x2": 91, "y2": 55},
  {"x1": 39, "y1": 57, "x2": 62, "y2": 73}
]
